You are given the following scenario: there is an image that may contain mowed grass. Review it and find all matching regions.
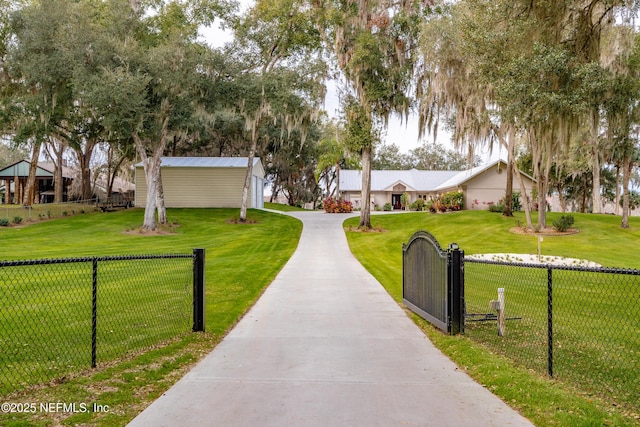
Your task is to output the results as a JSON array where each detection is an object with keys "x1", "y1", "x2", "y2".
[
  {"x1": 1, "y1": 257, "x2": 194, "y2": 396},
  {"x1": 464, "y1": 262, "x2": 639, "y2": 414},
  {"x1": 346, "y1": 210, "x2": 640, "y2": 426},
  {"x1": 264, "y1": 201, "x2": 310, "y2": 211},
  {"x1": 0, "y1": 208, "x2": 301, "y2": 426}
]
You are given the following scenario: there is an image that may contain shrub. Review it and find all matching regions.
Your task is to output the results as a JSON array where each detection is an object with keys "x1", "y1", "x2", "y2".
[
  {"x1": 620, "y1": 190, "x2": 640, "y2": 210},
  {"x1": 488, "y1": 202, "x2": 503, "y2": 213},
  {"x1": 410, "y1": 199, "x2": 425, "y2": 211},
  {"x1": 0, "y1": 218, "x2": 9, "y2": 226},
  {"x1": 400, "y1": 192, "x2": 410, "y2": 209},
  {"x1": 13, "y1": 216, "x2": 22, "y2": 224},
  {"x1": 322, "y1": 197, "x2": 353, "y2": 213},
  {"x1": 552, "y1": 214, "x2": 574, "y2": 232},
  {"x1": 512, "y1": 191, "x2": 522, "y2": 211},
  {"x1": 440, "y1": 191, "x2": 464, "y2": 211},
  {"x1": 425, "y1": 200, "x2": 434, "y2": 212},
  {"x1": 383, "y1": 202, "x2": 392, "y2": 211}
]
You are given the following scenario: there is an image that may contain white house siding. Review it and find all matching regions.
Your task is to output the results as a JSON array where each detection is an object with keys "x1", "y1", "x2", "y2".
[
  {"x1": 460, "y1": 166, "x2": 534, "y2": 210},
  {"x1": 462, "y1": 166, "x2": 509, "y2": 210}
]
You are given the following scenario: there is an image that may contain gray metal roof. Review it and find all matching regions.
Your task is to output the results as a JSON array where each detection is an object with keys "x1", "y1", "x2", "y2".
[
  {"x1": 340, "y1": 169, "x2": 459, "y2": 192},
  {"x1": 340, "y1": 160, "x2": 511, "y2": 192},
  {"x1": 148, "y1": 157, "x2": 260, "y2": 168},
  {"x1": 0, "y1": 160, "x2": 54, "y2": 178}
]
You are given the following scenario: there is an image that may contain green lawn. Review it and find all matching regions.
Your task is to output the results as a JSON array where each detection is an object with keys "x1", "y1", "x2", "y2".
[
  {"x1": 0, "y1": 201, "x2": 94, "y2": 223},
  {"x1": 0, "y1": 208, "x2": 302, "y2": 426},
  {"x1": 264, "y1": 201, "x2": 311, "y2": 211},
  {"x1": 3, "y1": 208, "x2": 639, "y2": 426},
  {"x1": 346, "y1": 210, "x2": 640, "y2": 426}
]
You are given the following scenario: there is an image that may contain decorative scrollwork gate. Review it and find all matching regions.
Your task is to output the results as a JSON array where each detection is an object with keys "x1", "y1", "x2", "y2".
[{"x1": 402, "y1": 231, "x2": 464, "y2": 334}]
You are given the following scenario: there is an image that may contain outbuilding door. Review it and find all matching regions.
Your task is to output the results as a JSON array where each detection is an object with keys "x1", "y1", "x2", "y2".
[{"x1": 252, "y1": 176, "x2": 264, "y2": 209}]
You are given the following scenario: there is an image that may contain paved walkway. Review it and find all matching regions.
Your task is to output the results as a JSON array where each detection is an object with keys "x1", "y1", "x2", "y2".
[{"x1": 128, "y1": 211, "x2": 534, "y2": 427}]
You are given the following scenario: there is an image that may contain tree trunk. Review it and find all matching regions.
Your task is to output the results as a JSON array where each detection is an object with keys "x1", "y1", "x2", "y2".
[
  {"x1": 106, "y1": 145, "x2": 122, "y2": 199},
  {"x1": 557, "y1": 184, "x2": 566, "y2": 213},
  {"x1": 513, "y1": 160, "x2": 534, "y2": 230},
  {"x1": 614, "y1": 164, "x2": 620, "y2": 216},
  {"x1": 133, "y1": 133, "x2": 167, "y2": 231},
  {"x1": 23, "y1": 141, "x2": 42, "y2": 206},
  {"x1": 537, "y1": 175, "x2": 547, "y2": 229},
  {"x1": 46, "y1": 138, "x2": 66, "y2": 203},
  {"x1": 502, "y1": 128, "x2": 514, "y2": 217},
  {"x1": 581, "y1": 179, "x2": 587, "y2": 213},
  {"x1": 240, "y1": 134, "x2": 258, "y2": 222},
  {"x1": 536, "y1": 140, "x2": 553, "y2": 230},
  {"x1": 503, "y1": 158, "x2": 513, "y2": 216},
  {"x1": 621, "y1": 155, "x2": 631, "y2": 229},
  {"x1": 156, "y1": 166, "x2": 167, "y2": 224},
  {"x1": 591, "y1": 110, "x2": 602, "y2": 214},
  {"x1": 359, "y1": 145, "x2": 372, "y2": 229},
  {"x1": 591, "y1": 144, "x2": 602, "y2": 214},
  {"x1": 142, "y1": 160, "x2": 158, "y2": 231},
  {"x1": 74, "y1": 141, "x2": 97, "y2": 202},
  {"x1": 53, "y1": 161, "x2": 63, "y2": 203}
]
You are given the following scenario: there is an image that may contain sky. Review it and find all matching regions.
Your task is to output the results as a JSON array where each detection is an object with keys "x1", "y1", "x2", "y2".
[{"x1": 198, "y1": 6, "x2": 501, "y2": 163}]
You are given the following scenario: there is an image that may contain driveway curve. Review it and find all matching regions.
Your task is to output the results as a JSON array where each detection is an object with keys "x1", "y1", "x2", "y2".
[{"x1": 128, "y1": 211, "x2": 534, "y2": 427}]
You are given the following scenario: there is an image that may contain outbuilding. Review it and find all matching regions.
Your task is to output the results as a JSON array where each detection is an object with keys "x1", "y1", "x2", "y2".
[{"x1": 134, "y1": 157, "x2": 265, "y2": 209}]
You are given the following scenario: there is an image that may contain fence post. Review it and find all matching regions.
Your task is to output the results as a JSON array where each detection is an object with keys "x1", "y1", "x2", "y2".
[
  {"x1": 547, "y1": 266, "x2": 553, "y2": 377},
  {"x1": 193, "y1": 248, "x2": 206, "y2": 332},
  {"x1": 448, "y1": 243, "x2": 464, "y2": 335},
  {"x1": 91, "y1": 258, "x2": 98, "y2": 368},
  {"x1": 497, "y1": 288, "x2": 506, "y2": 337}
]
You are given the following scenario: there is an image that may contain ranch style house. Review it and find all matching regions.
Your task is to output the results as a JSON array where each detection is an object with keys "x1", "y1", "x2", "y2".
[{"x1": 339, "y1": 159, "x2": 535, "y2": 210}]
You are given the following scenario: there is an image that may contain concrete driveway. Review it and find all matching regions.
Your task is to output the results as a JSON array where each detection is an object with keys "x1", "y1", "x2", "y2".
[{"x1": 128, "y1": 211, "x2": 534, "y2": 427}]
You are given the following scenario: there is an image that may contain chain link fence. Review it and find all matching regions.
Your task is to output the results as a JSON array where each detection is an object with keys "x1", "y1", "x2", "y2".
[
  {"x1": 0, "y1": 253, "x2": 198, "y2": 396},
  {"x1": 0, "y1": 200, "x2": 100, "y2": 224},
  {"x1": 464, "y1": 259, "x2": 640, "y2": 413}
]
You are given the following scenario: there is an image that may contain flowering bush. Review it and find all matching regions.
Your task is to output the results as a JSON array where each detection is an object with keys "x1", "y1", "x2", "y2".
[
  {"x1": 440, "y1": 191, "x2": 463, "y2": 211},
  {"x1": 322, "y1": 197, "x2": 353, "y2": 213}
]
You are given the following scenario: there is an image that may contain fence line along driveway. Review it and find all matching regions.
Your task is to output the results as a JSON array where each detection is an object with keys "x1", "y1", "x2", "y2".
[{"x1": 128, "y1": 211, "x2": 533, "y2": 427}]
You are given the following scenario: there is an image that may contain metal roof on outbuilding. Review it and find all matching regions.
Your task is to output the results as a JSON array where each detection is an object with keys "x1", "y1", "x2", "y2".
[
  {"x1": 135, "y1": 157, "x2": 265, "y2": 180},
  {"x1": 136, "y1": 157, "x2": 261, "y2": 168}
]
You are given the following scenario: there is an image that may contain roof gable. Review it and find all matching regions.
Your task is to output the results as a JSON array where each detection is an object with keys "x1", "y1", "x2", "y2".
[
  {"x1": 0, "y1": 160, "x2": 54, "y2": 178},
  {"x1": 340, "y1": 169, "x2": 460, "y2": 192},
  {"x1": 340, "y1": 159, "x2": 532, "y2": 193},
  {"x1": 434, "y1": 159, "x2": 534, "y2": 191}
]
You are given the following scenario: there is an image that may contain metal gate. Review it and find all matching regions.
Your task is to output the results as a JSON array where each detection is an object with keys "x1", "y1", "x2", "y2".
[{"x1": 402, "y1": 231, "x2": 464, "y2": 334}]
